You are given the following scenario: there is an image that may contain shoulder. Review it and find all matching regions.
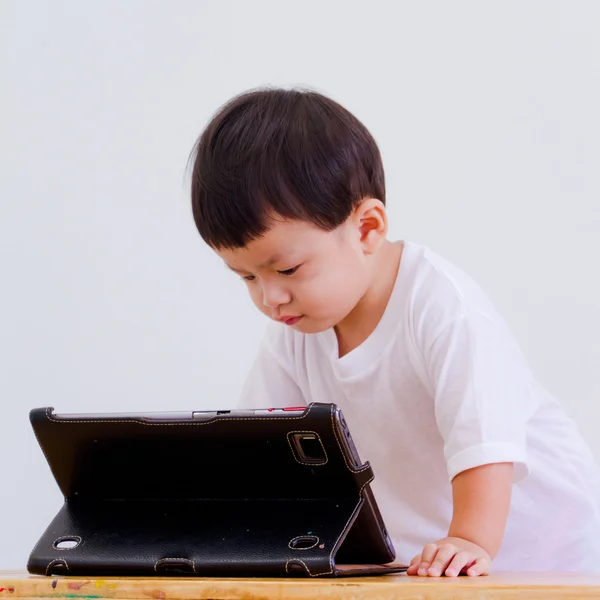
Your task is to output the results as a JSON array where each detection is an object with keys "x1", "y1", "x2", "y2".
[
  {"x1": 404, "y1": 242, "x2": 494, "y2": 310},
  {"x1": 400, "y1": 242, "x2": 502, "y2": 341}
]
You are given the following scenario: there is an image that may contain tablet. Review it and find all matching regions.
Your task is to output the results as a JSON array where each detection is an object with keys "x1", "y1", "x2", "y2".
[{"x1": 28, "y1": 402, "x2": 406, "y2": 577}]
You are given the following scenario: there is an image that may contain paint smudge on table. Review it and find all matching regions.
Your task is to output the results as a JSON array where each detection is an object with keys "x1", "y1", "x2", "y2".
[
  {"x1": 142, "y1": 589, "x2": 166, "y2": 599},
  {"x1": 68, "y1": 583, "x2": 90, "y2": 591}
]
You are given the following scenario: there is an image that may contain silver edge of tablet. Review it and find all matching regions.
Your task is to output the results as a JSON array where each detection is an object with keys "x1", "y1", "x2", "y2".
[{"x1": 51, "y1": 409, "x2": 304, "y2": 421}]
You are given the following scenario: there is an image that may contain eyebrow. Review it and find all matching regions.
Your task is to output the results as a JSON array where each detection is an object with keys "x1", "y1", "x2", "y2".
[
  {"x1": 225, "y1": 263, "x2": 246, "y2": 274},
  {"x1": 225, "y1": 254, "x2": 288, "y2": 273},
  {"x1": 258, "y1": 254, "x2": 283, "y2": 268}
]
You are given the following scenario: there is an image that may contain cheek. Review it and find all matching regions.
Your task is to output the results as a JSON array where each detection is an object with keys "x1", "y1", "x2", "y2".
[
  {"x1": 247, "y1": 283, "x2": 266, "y2": 310},
  {"x1": 247, "y1": 283, "x2": 282, "y2": 320},
  {"x1": 303, "y1": 265, "x2": 365, "y2": 311}
]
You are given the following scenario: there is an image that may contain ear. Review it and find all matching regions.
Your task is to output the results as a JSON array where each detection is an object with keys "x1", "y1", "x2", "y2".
[{"x1": 352, "y1": 198, "x2": 388, "y2": 254}]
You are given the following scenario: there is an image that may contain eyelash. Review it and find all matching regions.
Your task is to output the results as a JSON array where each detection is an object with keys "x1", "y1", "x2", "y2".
[{"x1": 242, "y1": 265, "x2": 300, "y2": 281}]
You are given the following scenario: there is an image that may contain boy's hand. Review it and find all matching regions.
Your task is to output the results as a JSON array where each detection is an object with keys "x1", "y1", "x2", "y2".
[
  {"x1": 406, "y1": 536, "x2": 491, "y2": 577},
  {"x1": 407, "y1": 463, "x2": 512, "y2": 577}
]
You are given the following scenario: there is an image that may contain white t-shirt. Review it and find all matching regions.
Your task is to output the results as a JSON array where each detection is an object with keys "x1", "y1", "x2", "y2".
[{"x1": 238, "y1": 241, "x2": 600, "y2": 572}]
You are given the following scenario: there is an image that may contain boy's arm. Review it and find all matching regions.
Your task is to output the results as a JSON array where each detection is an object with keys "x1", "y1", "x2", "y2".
[
  {"x1": 409, "y1": 295, "x2": 536, "y2": 576},
  {"x1": 407, "y1": 462, "x2": 513, "y2": 577},
  {"x1": 449, "y1": 462, "x2": 513, "y2": 557}
]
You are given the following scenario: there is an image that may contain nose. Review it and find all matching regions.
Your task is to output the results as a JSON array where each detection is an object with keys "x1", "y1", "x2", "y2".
[{"x1": 261, "y1": 280, "x2": 291, "y2": 308}]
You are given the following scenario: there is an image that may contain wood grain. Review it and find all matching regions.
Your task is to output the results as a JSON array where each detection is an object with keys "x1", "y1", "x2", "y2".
[{"x1": 2, "y1": 570, "x2": 600, "y2": 600}]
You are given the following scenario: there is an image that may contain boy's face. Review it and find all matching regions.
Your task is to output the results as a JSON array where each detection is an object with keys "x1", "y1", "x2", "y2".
[{"x1": 215, "y1": 210, "x2": 380, "y2": 334}]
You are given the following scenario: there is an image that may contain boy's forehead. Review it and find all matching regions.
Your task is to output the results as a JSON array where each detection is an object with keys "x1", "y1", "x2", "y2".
[
  {"x1": 216, "y1": 234, "x2": 293, "y2": 270},
  {"x1": 218, "y1": 237, "x2": 296, "y2": 270},
  {"x1": 216, "y1": 218, "x2": 338, "y2": 270}
]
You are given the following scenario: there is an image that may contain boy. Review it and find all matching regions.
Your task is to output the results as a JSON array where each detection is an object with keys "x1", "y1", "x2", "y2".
[{"x1": 189, "y1": 87, "x2": 600, "y2": 575}]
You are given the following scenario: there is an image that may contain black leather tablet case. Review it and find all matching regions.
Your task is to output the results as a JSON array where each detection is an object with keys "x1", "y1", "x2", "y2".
[{"x1": 27, "y1": 402, "x2": 406, "y2": 577}]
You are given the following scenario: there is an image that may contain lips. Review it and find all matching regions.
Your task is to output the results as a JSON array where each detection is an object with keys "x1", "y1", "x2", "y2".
[{"x1": 279, "y1": 316, "x2": 303, "y2": 326}]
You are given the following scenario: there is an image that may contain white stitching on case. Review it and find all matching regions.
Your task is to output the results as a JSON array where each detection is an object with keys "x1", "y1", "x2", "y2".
[
  {"x1": 153, "y1": 558, "x2": 196, "y2": 573},
  {"x1": 52, "y1": 535, "x2": 82, "y2": 550},
  {"x1": 285, "y1": 558, "x2": 310, "y2": 574},
  {"x1": 45, "y1": 558, "x2": 69, "y2": 576},
  {"x1": 286, "y1": 431, "x2": 328, "y2": 466},
  {"x1": 288, "y1": 535, "x2": 319, "y2": 551}
]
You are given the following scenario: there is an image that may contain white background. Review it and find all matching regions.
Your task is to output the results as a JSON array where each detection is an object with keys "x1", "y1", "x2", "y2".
[{"x1": 1, "y1": 0, "x2": 599, "y2": 569}]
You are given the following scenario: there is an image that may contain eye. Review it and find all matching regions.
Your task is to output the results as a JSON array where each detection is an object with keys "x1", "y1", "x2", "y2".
[{"x1": 278, "y1": 265, "x2": 300, "y2": 276}]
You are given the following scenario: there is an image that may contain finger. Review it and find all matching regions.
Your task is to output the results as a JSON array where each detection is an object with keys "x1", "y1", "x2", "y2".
[
  {"x1": 417, "y1": 544, "x2": 438, "y2": 576},
  {"x1": 420, "y1": 543, "x2": 438, "y2": 565},
  {"x1": 410, "y1": 554, "x2": 421, "y2": 566},
  {"x1": 444, "y1": 551, "x2": 474, "y2": 577},
  {"x1": 428, "y1": 543, "x2": 457, "y2": 576},
  {"x1": 466, "y1": 556, "x2": 492, "y2": 577},
  {"x1": 406, "y1": 554, "x2": 421, "y2": 576}
]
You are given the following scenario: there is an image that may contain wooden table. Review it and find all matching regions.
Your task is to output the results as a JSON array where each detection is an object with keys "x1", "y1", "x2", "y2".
[{"x1": 2, "y1": 570, "x2": 600, "y2": 600}]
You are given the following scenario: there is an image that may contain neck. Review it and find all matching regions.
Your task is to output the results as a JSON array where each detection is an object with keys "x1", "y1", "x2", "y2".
[{"x1": 334, "y1": 240, "x2": 403, "y2": 358}]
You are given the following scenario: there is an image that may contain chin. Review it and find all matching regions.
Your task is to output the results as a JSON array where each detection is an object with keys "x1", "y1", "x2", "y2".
[{"x1": 292, "y1": 317, "x2": 335, "y2": 335}]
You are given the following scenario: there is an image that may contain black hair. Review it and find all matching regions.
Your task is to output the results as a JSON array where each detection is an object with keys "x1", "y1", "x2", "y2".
[{"x1": 190, "y1": 87, "x2": 385, "y2": 249}]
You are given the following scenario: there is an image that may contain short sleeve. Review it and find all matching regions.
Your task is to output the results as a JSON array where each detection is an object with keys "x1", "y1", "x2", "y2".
[
  {"x1": 237, "y1": 330, "x2": 307, "y2": 409},
  {"x1": 425, "y1": 309, "x2": 535, "y2": 482}
]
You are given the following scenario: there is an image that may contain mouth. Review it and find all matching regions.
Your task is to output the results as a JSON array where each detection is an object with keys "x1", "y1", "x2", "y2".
[{"x1": 278, "y1": 315, "x2": 303, "y2": 326}]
